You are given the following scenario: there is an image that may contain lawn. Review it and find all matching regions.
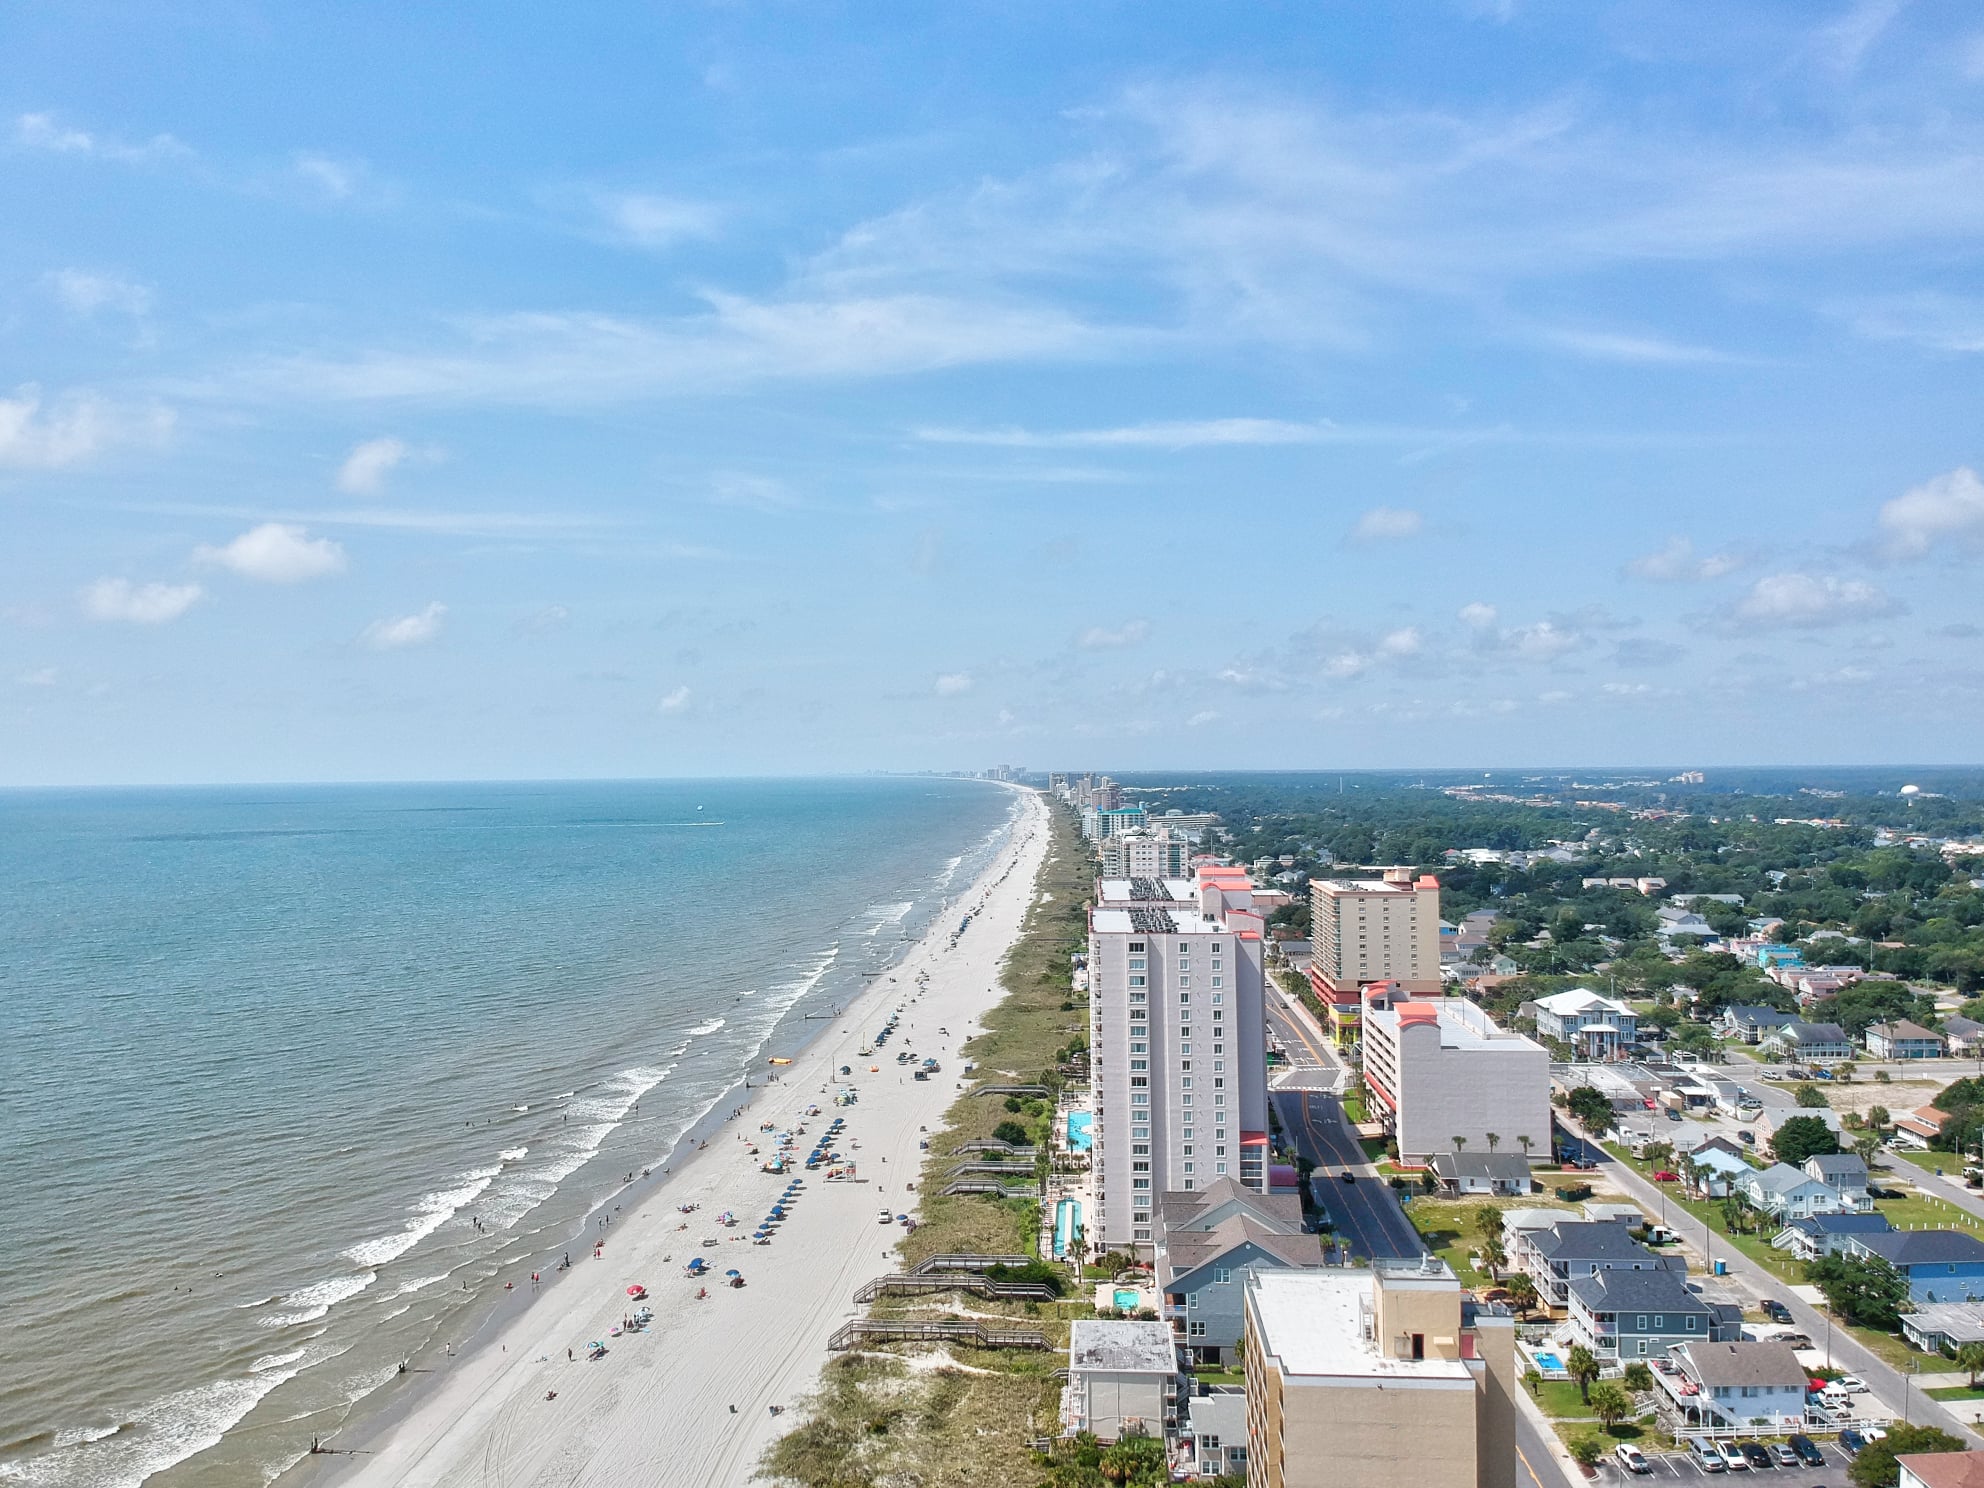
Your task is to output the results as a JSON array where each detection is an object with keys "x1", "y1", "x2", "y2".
[
  {"x1": 1925, "y1": 1379, "x2": 1984, "y2": 1400},
  {"x1": 1403, "y1": 1195, "x2": 1575, "y2": 1286},
  {"x1": 1874, "y1": 1191, "x2": 1984, "y2": 1236}
]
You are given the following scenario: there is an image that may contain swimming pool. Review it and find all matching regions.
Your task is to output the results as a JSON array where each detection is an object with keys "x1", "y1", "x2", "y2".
[
  {"x1": 1053, "y1": 1198, "x2": 1082, "y2": 1259},
  {"x1": 1113, "y1": 1288, "x2": 1140, "y2": 1310},
  {"x1": 1066, "y1": 1111, "x2": 1093, "y2": 1152},
  {"x1": 1532, "y1": 1351, "x2": 1564, "y2": 1373}
]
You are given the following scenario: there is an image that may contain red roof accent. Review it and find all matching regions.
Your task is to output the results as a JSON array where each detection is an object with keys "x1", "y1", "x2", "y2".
[
  {"x1": 1240, "y1": 1132, "x2": 1269, "y2": 1146},
  {"x1": 1397, "y1": 1000, "x2": 1441, "y2": 1028},
  {"x1": 1417, "y1": 874, "x2": 1440, "y2": 889}
]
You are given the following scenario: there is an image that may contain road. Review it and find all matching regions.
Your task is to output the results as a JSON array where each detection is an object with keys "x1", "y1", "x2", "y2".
[{"x1": 1575, "y1": 1119, "x2": 1982, "y2": 1445}]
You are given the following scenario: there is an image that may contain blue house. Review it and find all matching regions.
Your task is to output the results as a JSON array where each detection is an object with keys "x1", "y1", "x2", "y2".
[
  {"x1": 1841, "y1": 1230, "x2": 1984, "y2": 1303},
  {"x1": 1775, "y1": 1212, "x2": 1894, "y2": 1262}
]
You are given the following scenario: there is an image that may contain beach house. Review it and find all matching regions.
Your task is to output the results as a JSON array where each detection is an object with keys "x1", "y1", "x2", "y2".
[
  {"x1": 1840, "y1": 1231, "x2": 1984, "y2": 1304},
  {"x1": 1512, "y1": 1218, "x2": 1683, "y2": 1309},
  {"x1": 1803, "y1": 1153, "x2": 1872, "y2": 1209},
  {"x1": 1866, "y1": 1020, "x2": 1947, "y2": 1060},
  {"x1": 1529, "y1": 989, "x2": 1638, "y2": 1060},
  {"x1": 1154, "y1": 1180, "x2": 1320, "y2": 1366},
  {"x1": 1774, "y1": 1212, "x2": 1895, "y2": 1262},
  {"x1": 1428, "y1": 1151, "x2": 1536, "y2": 1198},
  {"x1": 1566, "y1": 1267, "x2": 1738, "y2": 1362},
  {"x1": 1062, "y1": 1319, "x2": 1182, "y2": 1442},
  {"x1": 1762, "y1": 1021, "x2": 1854, "y2": 1062},
  {"x1": 1660, "y1": 1341, "x2": 1809, "y2": 1432},
  {"x1": 1734, "y1": 1163, "x2": 1849, "y2": 1221}
]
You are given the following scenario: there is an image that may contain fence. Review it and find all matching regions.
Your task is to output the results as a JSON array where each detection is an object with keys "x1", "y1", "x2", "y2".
[{"x1": 827, "y1": 1319, "x2": 1052, "y2": 1351}]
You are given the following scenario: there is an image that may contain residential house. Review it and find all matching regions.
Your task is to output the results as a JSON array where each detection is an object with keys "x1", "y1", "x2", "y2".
[
  {"x1": 1512, "y1": 1218, "x2": 1683, "y2": 1309},
  {"x1": 1566, "y1": 1267, "x2": 1738, "y2": 1362},
  {"x1": 1661, "y1": 1340, "x2": 1810, "y2": 1432},
  {"x1": 1774, "y1": 1212, "x2": 1895, "y2": 1262},
  {"x1": 1656, "y1": 906, "x2": 1717, "y2": 941},
  {"x1": 1897, "y1": 1449, "x2": 1984, "y2": 1488},
  {"x1": 1429, "y1": 1151, "x2": 1536, "y2": 1198},
  {"x1": 1155, "y1": 1182, "x2": 1321, "y2": 1365},
  {"x1": 1866, "y1": 1020, "x2": 1947, "y2": 1061},
  {"x1": 1734, "y1": 1163, "x2": 1849, "y2": 1221},
  {"x1": 1062, "y1": 1319, "x2": 1181, "y2": 1442},
  {"x1": 1840, "y1": 1230, "x2": 1984, "y2": 1304},
  {"x1": 1184, "y1": 1390, "x2": 1247, "y2": 1479},
  {"x1": 1762, "y1": 1021, "x2": 1854, "y2": 1062},
  {"x1": 1901, "y1": 1301, "x2": 1984, "y2": 1355},
  {"x1": 1894, "y1": 1105, "x2": 1953, "y2": 1150},
  {"x1": 1684, "y1": 1146, "x2": 1755, "y2": 1200},
  {"x1": 1759, "y1": 1105, "x2": 1845, "y2": 1152},
  {"x1": 1529, "y1": 989, "x2": 1639, "y2": 1060},
  {"x1": 1803, "y1": 1153, "x2": 1872, "y2": 1210},
  {"x1": 1718, "y1": 1006, "x2": 1797, "y2": 1045},
  {"x1": 1945, "y1": 1017, "x2": 1984, "y2": 1057}
]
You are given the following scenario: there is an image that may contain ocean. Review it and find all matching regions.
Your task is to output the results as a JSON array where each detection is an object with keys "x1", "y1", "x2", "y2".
[{"x1": 0, "y1": 777, "x2": 1016, "y2": 1488}]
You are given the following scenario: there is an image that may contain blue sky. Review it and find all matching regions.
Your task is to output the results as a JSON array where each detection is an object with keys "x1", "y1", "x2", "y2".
[{"x1": 4, "y1": 1, "x2": 1984, "y2": 784}]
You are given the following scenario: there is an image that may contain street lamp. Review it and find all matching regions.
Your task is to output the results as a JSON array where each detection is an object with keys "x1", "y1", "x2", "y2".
[{"x1": 1904, "y1": 1358, "x2": 1920, "y2": 1426}]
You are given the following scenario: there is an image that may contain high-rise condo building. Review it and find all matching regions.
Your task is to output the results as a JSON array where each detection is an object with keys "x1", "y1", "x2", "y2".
[
  {"x1": 1243, "y1": 1259, "x2": 1517, "y2": 1488},
  {"x1": 1089, "y1": 867, "x2": 1269, "y2": 1253},
  {"x1": 1305, "y1": 869, "x2": 1442, "y2": 1043},
  {"x1": 1357, "y1": 991, "x2": 1550, "y2": 1167},
  {"x1": 1098, "y1": 828, "x2": 1195, "y2": 879}
]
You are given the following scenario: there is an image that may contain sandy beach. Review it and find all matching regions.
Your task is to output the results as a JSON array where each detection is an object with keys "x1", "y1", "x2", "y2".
[{"x1": 321, "y1": 786, "x2": 1050, "y2": 1488}]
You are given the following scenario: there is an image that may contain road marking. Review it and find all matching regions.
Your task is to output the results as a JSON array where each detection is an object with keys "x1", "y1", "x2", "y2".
[{"x1": 1516, "y1": 1441, "x2": 1550, "y2": 1488}]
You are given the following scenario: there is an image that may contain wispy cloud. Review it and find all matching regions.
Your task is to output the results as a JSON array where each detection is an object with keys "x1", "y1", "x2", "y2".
[
  {"x1": 934, "y1": 671, "x2": 973, "y2": 695},
  {"x1": 1348, "y1": 506, "x2": 1424, "y2": 543},
  {"x1": 658, "y1": 684, "x2": 692, "y2": 713},
  {"x1": 588, "y1": 190, "x2": 723, "y2": 248},
  {"x1": 1718, "y1": 572, "x2": 1902, "y2": 630},
  {"x1": 1076, "y1": 619, "x2": 1150, "y2": 649},
  {"x1": 1875, "y1": 466, "x2": 1984, "y2": 561},
  {"x1": 0, "y1": 385, "x2": 173, "y2": 469},
  {"x1": 914, "y1": 416, "x2": 1328, "y2": 449},
  {"x1": 337, "y1": 436, "x2": 413, "y2": 495},
  {"x1": 44, "y1": 269, "x2": 153, "y2": 318},
  {"x1": 1624, "y1": 536, "x2": 1746, "y2": 582},
  {"x1": 81, "y1": 578, "x2": 204, "y2": 624},
  {"x1": 361, "y1": 601, "x2": 446, "y2": 650},
  {"x1": 14, "y1": 111, "x2": 189, "y2": 163}
]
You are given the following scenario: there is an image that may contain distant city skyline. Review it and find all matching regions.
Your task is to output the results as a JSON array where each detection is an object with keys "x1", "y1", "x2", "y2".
[{"x1": 5, "y1": 2, "x2": 1984, "y2": 784}]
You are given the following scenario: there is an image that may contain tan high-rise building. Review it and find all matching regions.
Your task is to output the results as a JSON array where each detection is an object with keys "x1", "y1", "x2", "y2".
[
  {"x1": 1243, "y1": 1259, "x2": 1516, "y2": 1488},
  {"x1": 1305, "y1": 869, "x2": 1442, "y2": 1043}
]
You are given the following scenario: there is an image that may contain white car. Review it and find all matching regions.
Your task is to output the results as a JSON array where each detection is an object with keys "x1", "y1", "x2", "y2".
[
  {"x1": 1716, "y1": 1442, "x2": 1750, "y2": 1472},
  {"x1": 1615, "y1": 1444, "x2": 1651, "y2": 1475},
  {"x1": 877, "y1": 1209, "x2": 894, "y2": 1225},
  {"x1": 1837, "y1": 1375, "x2": 1869, "y2": 1394}
]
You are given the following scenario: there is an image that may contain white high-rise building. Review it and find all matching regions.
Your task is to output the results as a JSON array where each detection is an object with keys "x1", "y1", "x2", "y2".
[
  {"x1": 1098, "y1": 828, "x2": 1194, "y2": 879},
  {"x1": 1088, "y1": 866, "x2": 1270, "y2": 1254}
]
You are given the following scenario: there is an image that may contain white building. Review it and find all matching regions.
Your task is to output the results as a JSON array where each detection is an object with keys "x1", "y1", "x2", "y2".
[
  {"x1": 1529, "y1": 989, "x2": 1639, "y2": 1060},
  {"x1": 1099, "y1": 828, "x2": 1196, "y2": 879},
  {"x1": 1063, "y1": 1319, "x2": 1181, "y2": 1441},
  {"x1": 1089, "y1": 867, "x2": 1270, "y2": 1252},
  {"x1": 1359, "y1": 993, "x2": 1551, "y2": 1167}
]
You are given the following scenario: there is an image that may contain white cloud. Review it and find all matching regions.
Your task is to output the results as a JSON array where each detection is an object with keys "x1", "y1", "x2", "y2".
[
  {"x1": 15, "y1": 111, "x2": 187, "y2": 163},
  {"x1": 1187, "y1": 709, "x2": 1219, "y2": 726},
  {"x1": 81, "y1": 578, "x2": 204, "y2": 625},
  {"x1": 1725, "y1": 572, "x2": 1900, "y2": 629},
  {"x1": 195, "y1": 523, "x2": 348, "y2": 583},
  {"x1": 1532, "y1": 325, "x2": 1736, "y2": 365},
  {"x1": 914, "y1": 417, "x2": 1331, "y2": 449},
  {"x1": 659, "y1": 685, "x2": 692, "y2": 713},
  {"x1": 1625, "y1": 535, "x2": 1747, "y2": 582},
  {"x1": 1602, "y1": 681, "x2": 1654, "y2": 696},
  {"x1": 337, "y1": 436, "x2": 412, "y2": 495},
  {"x1": 44, "y1": 269, "x2": 153, "y2": 318},
  {"x1": 593, "y1": 191, "x2": 722, "y2": 248},
  {"x1": 934, "y1": 671, "x2": 973, "y2": 696},
  {"x1": 0, "y1": 384, "x2": 173, "y2": 469},
  {"x1": 1457, "y1": 602, "x2": 1499, "y2": 629},
  {"x1": 1076, "y1": 619, "x2": 1151, "y2": 649},
  {"x1": 293, "y1": 152, "x2": 364, "y2": 200},
  {"x1": 1876, "y1": 467, "x2": 1984, "y2": 561},
  {"x1": 709, "y1": 472, "x2": 800, "y2": 511},
  {"x1": 1837, "y1": 292, "x2": 1984, "y2": 353},
  {"x1": 1538, "y1": 689, "x2": 1574, "y2": 704},
  {"x1": 16, "y1": 666, "x2": 58, "y2": 687},
  {"x1": 1349, "y1": 506, "x2": 1425, "y2": 543},
  {"x1": 1377, "y1": 626, "x2": 1422, "y2": 657},
  {"x1": 1504, "y1": 620, "x2": 1581, "y2": 659},
  {"x1": 361, "y1": 601, "x2": 446, "y2": 650}
]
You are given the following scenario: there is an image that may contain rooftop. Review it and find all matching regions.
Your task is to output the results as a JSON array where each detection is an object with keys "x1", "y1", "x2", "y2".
[
  {"x1": 1898, "y1": 1452, "x2": 1984, "y2": 1488},
  {"x1": 1569, "y1": 1267, "x2": 1708, "y2": 1314},
  {"x1": 1368, "y1": 996, "x2": 1543, "y2": 1054},
  {"x1": 1678, "y1": 1340, "x2": 1807, "y2": 1389},
  {"x1": 1853, "y1": 1230, "x2": 1984, "y2": 1268},
  {"x1": 1161, "y1": 1215, "x2": 1324, "y2": 1286},
  {"x1": 1247, "y1": 1269, "x2": 1474, "y2": 1383},
  {"x1": 1430, "y1": 1151, "x2": 1534, "y2": 1183},
  {"x1": 1068, "y1": 1319, "x2": 1180, "y2": 1376},
  {"x1": 1532, "y1": 1220, "x2": 1663, "y2": 1264}
]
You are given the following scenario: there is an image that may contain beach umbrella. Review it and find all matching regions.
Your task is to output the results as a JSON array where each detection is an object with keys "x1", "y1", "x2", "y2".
[
  {"x1": 725, "y1": 1269, "x2": 741, "y2": 1277},
  {"x1": 626, "y1": 1284, "x2": 646, "y2": 1295}
]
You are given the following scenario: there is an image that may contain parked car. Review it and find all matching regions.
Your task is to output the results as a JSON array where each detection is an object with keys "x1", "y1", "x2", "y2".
[
  {"x1": 1616, "y1": 1444, "x2": 1651, "y2": 1475},
  {"x1": 1771, "y1": 1443, "x2": 1799, "y2": 1468},
  {"x1": 1839, "y1": 1429, "x2": 1868, "y2": 1457},
  {"x1": 1762, "y1": 1300, "x2": 1793, "y2": 1324},
  {"x1": 1737, "y1": 1442, "x2": 1772, "y2": 1470},
  {"x1": 1718, "y1": 1441, "x2": 1750, "y2": 1471},
  {"x1": 1652, "y1": 1169, "x2": 1681, "y2": 1181},
  {"x1": 1836, "y1": 1375, "x2": 1868, "y2": 1394},
  {"x1": 1787, "y1": 1435, "x2": 1824, "y2": 1468},
  {"x1": 1687, "y1": 1438, "x2": 1728, "y2": 1473}
]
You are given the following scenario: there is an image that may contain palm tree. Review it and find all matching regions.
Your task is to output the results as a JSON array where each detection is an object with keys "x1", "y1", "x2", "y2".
[
  {"x1": 1958, "y1": 1341, "x2": 1984, "y2": 1389},
  {"x1": 1505, "y1": 1273, "x2": 1539, "y2": 1317},
  {"x1": 1452, "y1": 1135, "x2": 1467, "y2": 1154},
  {"x1": 1622, "y1": 1362, "x2": 1655, "y2": 1394},
  {"x1": 1475, "y1": 1205, "x2": 1503, "y2": 1245},
  {"x1": 1517, "y1": 1134, "x2": 1534, "y2": 1159},
  {"x1": 1479, "y1": 1235, "x2": 1507, "y2": 1280},
  {"x1": 1486, "y1": 1131, "x2": 1502, "y2": 1152},
  {"x1": 1565, "y1": 1345, "x2": 1601, "y2": 1406},
  {"x1": 1589, "y1": 1381, "x2": 1631, "y2": 1433}
]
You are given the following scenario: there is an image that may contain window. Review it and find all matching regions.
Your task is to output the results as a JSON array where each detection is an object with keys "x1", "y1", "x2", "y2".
[
  {"x1": 1188, "y1": 1320, "x2": 1207, "y2": 1338},
  {"x1": 1182, "y1": 1144, "x2": 1193, "y2": 1156},
  {"x1": 1178, "y1": 975, "x2": 1191, "y2": 988},
  {"x1": 1128, "y1": 942, "x2": 1145, "y2": 952},
  {"x1": 1213, "y1": 1077, "x2": 1225, "y2": 1089},
  {"x1": 1211, "y1": 977, "x2": 1223, "y2": 988},
  {"x1": 1132, "y1": 1093, "x2": 1148, "y2": 1106},
  {"x1": 1129, "y1": 1059, "x2": 1147, "y2": 1071},
  {"x1": 1130, "y1": 1076, "x2": 1148, "y2": 1088},
  {"x1": 1216, "y1": 1162, "x2": 1227, "y2": 1173},
  {"x1": 1215, "y1": 1094, "x2": 1225, "y2": 1106},
  {"x1": 1181, "y1": 1077, "x2": 1192, "y2": 1089},
  {"x1": 1182, "y1": 1095, "x2": 1193, "y2": 1107},
  {"x1": 1132, "y1": 1126, "x2": 1148, "y2": 1139},
  {"x1": 1654, "y1": 1316, "x2": 1664, "y2": 1329},
  {"x1": 1180, "y1": 1058, "x2": 1192, "y2": 1071},
  {"x1": 1179, "y1": 991, "x2": 1191, "y2": 1003},
  {"x1": 1637, "y1": 1316, "x2": 1647, "y2": 1330},
  {"x1": 1129, "y1": 1041, "x2": 1146, "y2": 1054},
  {"x1": 1128, "y1": 975, "x2": 1146, "y2": 987},
  {"x1": 1132, "y1": 1143, "x2": 1149, "y2": 1156},
  {"x1": 1128, "y1": 957, "x2": 1146, "y2": 971},
  {"x1": 1214, "y1": 1267, "x2": 1232, "y2": 1284},
  {"x1": 1183, "y1": 1161, "x2": 1194, "y2": 1173},
  {"x1": 1213, "y1": 1044, "x2": 1224, "y2": 1055},
  {"x1": 1211, "y1": 958, "x2": 1223, "y2": 971},
  {"x1": 1215, "y1": 1145, "x2": 1226, "y2": 1157},
  {"x1": 1132, "y1": 1160, "x2": 1149, "y2": 1172},
  {"x1": 1210, "y1": 941, "x2": 1221, "y2": 953},
  {"x1": 1215, "y1": 1128, "x2": 1226, "y2": 1139},
  {"x1": 1133, "y1": 1178, "x2": 1151, "y2": 1189},
  {"x1": 1213, "y1": 1059, "x2": 1225, "y2": 1072},
  {"x1": 1203, "y1": 1434, "x2": 1219, "y2": 1449},
  {"x1": 1181, "y1": 1127, "x2": 1194, "y2": 1140},
  {"x1": 1129, "y1": 992, "x2": 1146, "y2": 1004},
  {"x1": 1211, "y1": 992, "x2": 1223, "y2": 1005},
  {"x1": 1212, "y1": 1007, "x2": 1223, "y2": 1021}
]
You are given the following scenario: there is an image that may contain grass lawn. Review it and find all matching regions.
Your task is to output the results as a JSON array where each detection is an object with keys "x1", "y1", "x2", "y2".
[
  {"x1": 1926, "y1": 1380, "x2": 1984, "y2": 1400},
  {"x1": 1404, "y1": 1195, "x2": 1576, "y2": 1285},
  {"x1": 1360, "y1": 1135, "x2": 1389, "y2": 1163},
  {"x1": 1875, "y1": 1191, "x2": 1984, "y2": 1235}
]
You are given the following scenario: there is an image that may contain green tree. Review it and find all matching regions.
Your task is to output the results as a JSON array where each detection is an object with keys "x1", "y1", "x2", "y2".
[
  {"x1": 1522, "y1": 1366, "x2": 1544, "y2": 1398},
  {"x1": 1565, "y1": 1344, "x2": 1601, "y2": 1406},
  {"x1": 1622, "y1": 1362, "x2": 1655, "y2": 1394},
  {"x1": 1486, "y1": 1131, "x2": 1502, "y2": 1151},
  {"x1": 1772, "y1": 1114, "x2": 1844, "y2": 1165},
  {"x1": 1588, "y1": 1380, "x2": 1632, "y2": 1432},
  {"x1": 1452, "y1": 1135, "x2": 1467, "y2": 1154},
  {"x1": 1807, "y1": 1253, "x2": 1911, "y2": 1331},
  {"x1": 992, "y1": 1120, "x2": 1031, "y2": 1147},
  {"x1": 1866, "y1": 1105, "x2": 1892, "y2": 1132},
  {"x1": 1506, "y1": 1273, "x2": 1539, "y2": 1316},
  {"x1": 1565, "y1": 1086, "x2": 1613, "y2": 1132},
  {"x1": 1794, "y1": 1083, "x2": 1831, "y2": 1108},
  {"x1": 1847, "y1": 1424, "x2": 1967, "y2": 1488},
  {"x1": 1958, "y1": 1340, "x2": 1984, "y2": 1389},
  {"x1": 1567, "y1": 1437, "x2": 1605, "y2": 1472},
  {"x1": 1479, "y1": 1235, "x2": 1507, "y2": 1279},
  {"x1": 1474, "y1": 1205, "x2": 1503, "y2": 1245}
]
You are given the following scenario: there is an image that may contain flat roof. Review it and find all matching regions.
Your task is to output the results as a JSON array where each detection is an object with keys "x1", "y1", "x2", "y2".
[
  {"x1": 1069, "y1": 1319, "x2": 1179, "y2": 1375},
  {"x1": 1246, "y1": 1270, "x2": 1471, "y2": 1383}
]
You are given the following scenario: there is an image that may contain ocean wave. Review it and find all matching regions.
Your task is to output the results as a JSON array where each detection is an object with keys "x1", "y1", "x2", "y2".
[
  {"x1": 250, "y1": 1349, "x2": 307, "y2": 1374},
  {"x1": 768, "y1": 943, "x2": 839, "y2": 1012},
  {"x1": 864, "y1": 901, "x2": 913, "y2": 936},
  {"x1": 260, "y1": 1271, "x2": 378, "y2": 1327},
  {"x1": 498, "y1": 1146, "x2": 528, "y2": 1162},
  {"x1": 340, "y1": 1165, "x2": 500, "y2": 1268},
  {"x1": 688, "y1": 1017, "x2": 725, "y2": 1037},
  {"x1": 396, "y1": 1272, "x2": 451, "y2": 1295},
  {"x1": 934, "y1": 854, "x2": 964, "y2": 888},
  {"x1": 0, "y1": 1357, "x2": 309, "y2": 1488},
  {"x1": 49, "y1": 1423, "x2": 121, "y2": 1450}
]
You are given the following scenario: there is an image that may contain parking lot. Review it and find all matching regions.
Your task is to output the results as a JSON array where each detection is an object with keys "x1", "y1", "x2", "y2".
[{"x1": 1604, "y1": 1439, "x2": 1859, "y2": 1486}]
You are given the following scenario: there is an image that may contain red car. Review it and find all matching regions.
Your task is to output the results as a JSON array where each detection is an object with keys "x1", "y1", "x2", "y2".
[{"x1": 1651, "y1": 1170, "x2": 1680, "y2": 1182}]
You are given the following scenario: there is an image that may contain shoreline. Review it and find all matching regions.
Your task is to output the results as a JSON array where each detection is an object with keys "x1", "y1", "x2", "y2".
[{"x1": 304, "y1": 785, "x2": 1050, "y2": 1488}]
